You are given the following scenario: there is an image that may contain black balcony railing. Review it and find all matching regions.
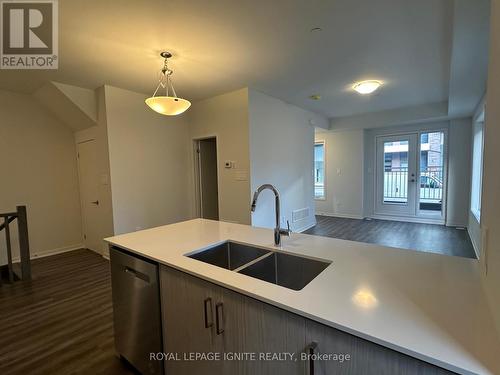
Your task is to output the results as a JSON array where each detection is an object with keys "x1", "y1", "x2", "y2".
[
  {"x1": 420, "y1": 166, "x2": 443, "y2": 202},
  {"x1": 384, "y1": 167, "x2": 408, "y2": 202},
  {"x1": 384, "y1": 166, "x2": 443, "y2": 203}
]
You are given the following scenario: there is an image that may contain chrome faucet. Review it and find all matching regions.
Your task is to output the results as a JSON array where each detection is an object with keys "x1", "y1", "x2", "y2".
[{"x1": 250, "y1": 184, "x2": 291, "y2": 246}]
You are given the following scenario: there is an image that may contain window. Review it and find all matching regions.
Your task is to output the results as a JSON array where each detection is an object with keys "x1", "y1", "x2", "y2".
[
  {"x1": 314, "y1": 142, "x2": 325, "y2": 199},
  {"x1": 471, "y1": 121, "x2": 484, "y2": 222}
]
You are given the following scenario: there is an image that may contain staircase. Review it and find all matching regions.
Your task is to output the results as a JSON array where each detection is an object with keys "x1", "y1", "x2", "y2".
[{"x1": 0, "y1": 206, "x2": 31, "y2": 284}]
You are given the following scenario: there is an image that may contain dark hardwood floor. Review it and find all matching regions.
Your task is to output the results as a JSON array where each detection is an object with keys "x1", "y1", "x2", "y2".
[
  {"x1": 0, "y1": 249, "x2": 135, "y2": 375},
  {"x1": 304, "y1": 215, "x2": 476, "y2": 258},
  {"x1": 0, "y1": 227, "x2": 474, "y2": 374}
]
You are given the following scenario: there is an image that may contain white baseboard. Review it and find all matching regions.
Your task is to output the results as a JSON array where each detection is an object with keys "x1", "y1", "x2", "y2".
[
  {"x1": 7, "y1": 243, "x2": 84, "y2": 264},
  {"x1": 316, "y1": 212, "x2": 364, "y2": 220},
  {"x1": 445, "y1": 222, "x2": 468, "y2": 228},
  {"x1": 467, "y1": 227, "x2": 481, "y2": 259},
  {"x1": 370, "y1": 214, "x2": 444, "y2": 225},
  {"x1": 295, "y1": 222, "x2": 316, "y2": 233}
]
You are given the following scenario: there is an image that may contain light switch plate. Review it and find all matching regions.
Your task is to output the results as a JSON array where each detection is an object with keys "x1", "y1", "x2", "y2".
[
  {"x1": 100, "y1": 174, "x2": 109, "y2": 185},
  {"x1": 234, "y1": 170, "x2": 248, "y2": 181}
]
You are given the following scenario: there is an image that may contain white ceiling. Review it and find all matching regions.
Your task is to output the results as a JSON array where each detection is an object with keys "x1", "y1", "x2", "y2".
[{"x1": 0, "y1": 0, "x2": 489, "y2": 118}]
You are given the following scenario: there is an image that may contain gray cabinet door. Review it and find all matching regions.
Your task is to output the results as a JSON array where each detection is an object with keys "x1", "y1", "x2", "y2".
[
  {"x1": 160, "y1": 265, "x2": 223, "y2": 375},
  {"x1": 217, "y1": 287, "x2": 307, "y2": 375},
  {"x1": 160, "y1": 265, "x2": 306, "y2": 375},
  {"x1": 305, "y1": 319, "x2": 454, "y2": 375}
]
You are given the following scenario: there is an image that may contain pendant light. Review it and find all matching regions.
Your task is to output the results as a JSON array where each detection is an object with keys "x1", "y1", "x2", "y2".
[{"x1": 145, "y1": 51, "x2": 191, "y2": 116}]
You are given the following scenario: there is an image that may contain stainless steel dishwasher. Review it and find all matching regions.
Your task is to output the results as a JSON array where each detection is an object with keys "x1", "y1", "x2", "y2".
[{"x1": 110, "y1": 246, "x2": 163, "y2": 375}]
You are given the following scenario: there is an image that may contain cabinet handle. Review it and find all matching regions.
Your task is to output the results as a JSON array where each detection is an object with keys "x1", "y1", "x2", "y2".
[
  {"x1": 215, "y1": 302, "x2": 224, "y2": 335},
  {"x1": 307, "y1": 341, "x2": 318, "y2": 375},
  {"x1": 203, "y1": 298, "x2": 213, "y2": 328}
]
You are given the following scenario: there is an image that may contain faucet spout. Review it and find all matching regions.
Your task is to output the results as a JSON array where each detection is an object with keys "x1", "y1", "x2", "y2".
[{"x1": 250, "y1": 184, "x2": 290, "y2": 246}]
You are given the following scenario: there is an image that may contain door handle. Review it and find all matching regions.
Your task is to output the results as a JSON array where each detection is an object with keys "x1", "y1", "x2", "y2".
[
  {"x1": 204, "y1": 298, "x2": 213, "y2": 328},
  {"x1": 124, "y1": 266, "x2": 150, "y2": 283},
  {"x1": 91, "y1": 200, "x2": 99, "y2": 205},
  {"x1": 215, "y1": 302, "x2": 224, "y2": 335},
  {"x1": 307, "y1": 341, "x2": 318, "y2": 375}
]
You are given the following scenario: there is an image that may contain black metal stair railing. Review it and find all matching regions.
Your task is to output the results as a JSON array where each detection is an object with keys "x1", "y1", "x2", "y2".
[{"x1": 0, "y1": 205, "x2": 31, "y2": 284}]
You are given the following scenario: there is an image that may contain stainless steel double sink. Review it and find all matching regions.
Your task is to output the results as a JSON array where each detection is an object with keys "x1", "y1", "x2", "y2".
[{"x1": 186, "y1": 241, "x2": 331, "y2": 291}]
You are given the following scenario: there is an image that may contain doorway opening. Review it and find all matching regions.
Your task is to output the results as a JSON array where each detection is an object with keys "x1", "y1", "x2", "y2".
[
  {"x1": 375, "y1": 130, "x2": 447, "y2": 223},
  {"x1": 193, "y1": 137, "x2": 219, "y2": 220}
]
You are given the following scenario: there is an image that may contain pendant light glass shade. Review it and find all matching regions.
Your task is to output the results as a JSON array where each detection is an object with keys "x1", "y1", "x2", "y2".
[
  {"x1": 146, "y1": 52, "x2": 191, "y2": 116},
  {"x1": 145, "y1": 96, "x2": 191, "y2": 116}
]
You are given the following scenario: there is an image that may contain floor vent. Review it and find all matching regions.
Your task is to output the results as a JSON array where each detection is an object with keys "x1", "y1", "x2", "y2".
[{"x1": 292, "y1": 207, "x2": 310, "y2": 223}]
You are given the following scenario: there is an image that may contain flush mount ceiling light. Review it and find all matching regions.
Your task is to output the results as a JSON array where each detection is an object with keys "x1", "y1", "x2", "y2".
[
  {"x1": 145, "y1": 51, "x2": 191, "y2": 116},
  {"x1": 352, "y1": 80, "x2": 382, "y2": 95}
]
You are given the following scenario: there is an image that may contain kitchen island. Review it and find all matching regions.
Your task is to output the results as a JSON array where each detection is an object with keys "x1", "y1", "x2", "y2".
[{"x1": 105, "y1": 219, "x2": 500, "y2": 375}]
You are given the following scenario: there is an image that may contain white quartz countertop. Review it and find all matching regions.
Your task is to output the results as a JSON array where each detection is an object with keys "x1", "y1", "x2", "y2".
[{"x1": 105, "y1": 219, "x2": 500, "y2": 375}]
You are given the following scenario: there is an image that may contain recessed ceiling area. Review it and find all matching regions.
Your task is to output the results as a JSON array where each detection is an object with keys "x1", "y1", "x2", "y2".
[{"x1": 0, "y1": 0, "x2": 489, "y2": 119}]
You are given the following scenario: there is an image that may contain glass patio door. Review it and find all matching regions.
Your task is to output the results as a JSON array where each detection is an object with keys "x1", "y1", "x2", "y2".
[
  {"x1": 417, "y1": 131, "x2": 445, "y2": 218},
  {"x1": 375, "y1": 131, "x2": 446, "y2": 221},
  {"x1": 375, "y1": 134, "x2": 418, "y2": 217}
]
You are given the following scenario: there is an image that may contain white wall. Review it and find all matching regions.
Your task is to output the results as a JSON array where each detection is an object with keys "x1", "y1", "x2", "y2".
[
  {"x1": 330, "y1": 102, "x2": 448, "y2": 131},
  {"x1": 468, "y1": 212, "x2": 481, "y2": 257},
  {"x1": 362, "y1": 120, "x2": 471, "y2": 226},
  {"x1": 314, "y1": 129, "x2": 364, "y2": 219},
  {"x1": 446, "y1": 118, "x2": 472, "y2": 226},
  {"x1": 481, "y1": 0, "x2": 500, "y2": 335},
  {"x1": 0, "y1": 89, "x2": 83, "y2": 264},
  {"x1": 104, "y1": 85, "x2": 192, "y2": 235},
  {"x1": 248, "y1": 90, "x2": 328, "y2": 233},
  {"x1": 188, "y1": 88, "x2": 251, "y2": 225}
]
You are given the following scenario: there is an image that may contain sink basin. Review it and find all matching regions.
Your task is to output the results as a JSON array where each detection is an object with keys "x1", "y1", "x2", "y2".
[
  {"x1": 187, "y1": 241, "x2": 331, "y2": 291},
  {"x1": 187, "y1": 241, "x2": 270, "y2": 270},
  {"x1": 238, "y1": 251, "x2": 331, "y2": 290}
]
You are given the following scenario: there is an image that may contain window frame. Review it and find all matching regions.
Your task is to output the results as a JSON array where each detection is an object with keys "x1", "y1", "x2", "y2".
[
  {"x1": 314, "y1": 140, "x2": 326, "y2": 201},
  {"x1": 470, "y1": 120, "x2": 484, "y2": 223}
]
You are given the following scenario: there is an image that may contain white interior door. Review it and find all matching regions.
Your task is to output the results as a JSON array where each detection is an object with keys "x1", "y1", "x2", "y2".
[
  {"x1": 77, "y1": 140, "x2": 102, "y2": 253},
  {"x1": 375, "y1": 134, "x2": 418, "y2": 217}
]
